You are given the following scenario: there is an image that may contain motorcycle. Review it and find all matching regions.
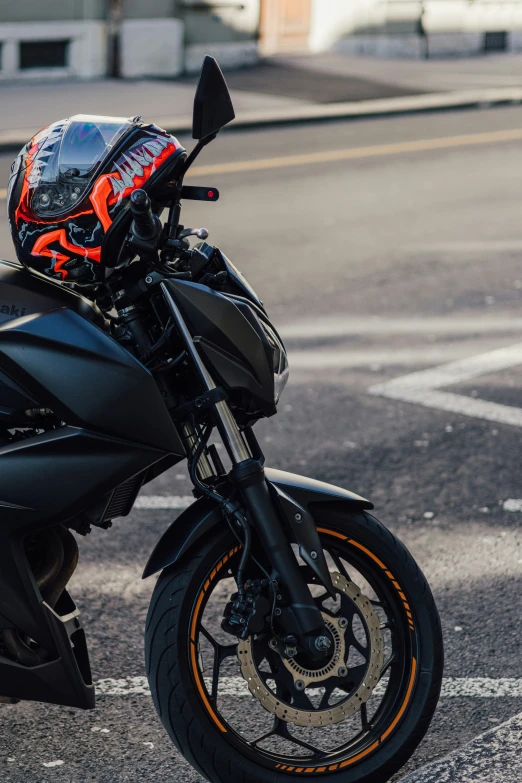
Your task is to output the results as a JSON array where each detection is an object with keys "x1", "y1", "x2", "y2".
[{"x1": 0, "y1": 57, "x2": 443, "y2": 782}]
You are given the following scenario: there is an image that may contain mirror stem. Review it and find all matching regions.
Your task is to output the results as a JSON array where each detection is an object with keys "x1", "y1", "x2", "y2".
[
  {"x1": 180, "y1": 133, "x2": 218, "y2": 178},
  {"x1": 166, "y1": 133, "x2": 219, "y2": 239}
]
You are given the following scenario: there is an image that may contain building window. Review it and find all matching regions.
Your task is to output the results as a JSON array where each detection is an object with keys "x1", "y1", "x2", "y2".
[
  {"x1": 19, "y1": 40, "x2": 70, "y2": 70},
  {"x1": 484, "y1": 32, "x2": 507, "y2": 52}
]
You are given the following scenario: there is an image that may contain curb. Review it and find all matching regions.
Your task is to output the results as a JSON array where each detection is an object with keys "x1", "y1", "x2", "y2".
[
  {"x1": 398, "y1": 711, "x2": 522, "y2": 783},
  {"x1": 0, "y1": 87, "x2": 521, "y2": 154}
]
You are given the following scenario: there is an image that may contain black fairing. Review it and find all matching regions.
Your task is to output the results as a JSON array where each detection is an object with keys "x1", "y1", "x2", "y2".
[
  {"x1": 0, "y1": 259, "x2": 107, "y2": 328},
  {"x1": 165, "y1": 279, "x2": 276, "y2": 416},
  {"x1": 0, "y1": 275, "x2": 185, "y2": 707},
  {"x1": 215, "y1": 248, "x2": 265, "y2": 311},
  {"x1": 0, "y1": 429, "x2": 167, "y2": 708},
  {"x1": 0, "y1": 308, "x2": 184, "y2": 451}
]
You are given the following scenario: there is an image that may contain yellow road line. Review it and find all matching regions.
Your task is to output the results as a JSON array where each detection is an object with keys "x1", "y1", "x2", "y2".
[
  {"x1": 0, "y1": 127, "x2": 520, "y2": 203},
  {"x1": 188, "y1": 126, "x2": 522, "y2": 177}
]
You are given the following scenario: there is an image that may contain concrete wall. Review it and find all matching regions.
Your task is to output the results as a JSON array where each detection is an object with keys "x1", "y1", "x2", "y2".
[
  {"x1": 308, "y1": 0, "x2": 358, "y2": 52},
  {"x1": 0, "y1": 0, "x2": 260, "y2": 78},
  {"x1": 120, "y1": 18, "x2": 184, "y2": 77},
  {"x1": 0, "y1": 21, "x2": 107, "y2": 79},
  {"x1": 424, "y1": 0, "x2": 522, "y2": 34},
  {"x1": 0, "y1": 0, "x2": 107, "y2": 23},
  {"x1": 178, "y1": 0, "x2": 260, "y2": 73},
  {"x1": 122, "y1": 0, "x2": 177, "y2": 20},
  {"x1": 332, "y1": 0, "x2": 522, "y2": 58},
  {"x1": 120, "y1": 0, "x2": 260, "y2": 73}
]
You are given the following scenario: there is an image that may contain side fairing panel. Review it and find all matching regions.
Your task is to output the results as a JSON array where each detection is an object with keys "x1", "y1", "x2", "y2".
[
  {"x1": 0, "y1": 426, "x2": 166, "y2": 659},
  {"x1": 0, "y1": 308, "x2": 184, "y2": 455},
  {"x1": 0, "y1": 427, "x2": 165, "y2": 530}
]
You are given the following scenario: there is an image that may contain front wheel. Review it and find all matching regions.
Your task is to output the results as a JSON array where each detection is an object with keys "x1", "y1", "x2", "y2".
[{"x1": 145, "y1": 509, "x2": 443, "y2": 782}]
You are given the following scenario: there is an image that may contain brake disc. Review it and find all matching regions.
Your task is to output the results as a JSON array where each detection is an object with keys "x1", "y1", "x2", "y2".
[{"x1": 237, "y1": 572, "x2": 384, "y2": 727}]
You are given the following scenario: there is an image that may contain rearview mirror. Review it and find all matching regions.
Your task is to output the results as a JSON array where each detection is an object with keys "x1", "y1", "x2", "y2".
[{"x1": 192, "y1": 56, "x2": 235, "y2": 140}]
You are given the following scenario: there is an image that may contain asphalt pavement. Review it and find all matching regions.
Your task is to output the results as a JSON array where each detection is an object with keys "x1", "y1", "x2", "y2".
[{"x1": 1, "y1": 105, "x2": 522, "y2": 781}]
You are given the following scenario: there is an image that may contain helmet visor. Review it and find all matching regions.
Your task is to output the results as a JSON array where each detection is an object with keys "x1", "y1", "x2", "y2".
[{"x1": 30, "y1": 115, "x2": 134, "y2": 217}]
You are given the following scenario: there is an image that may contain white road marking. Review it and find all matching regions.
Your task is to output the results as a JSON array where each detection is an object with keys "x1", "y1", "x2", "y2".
[
  {"x1": 369, "y1": 342, "x2": 522, "y2": 427},
  {"x1": 279, "y1": 316, "x2": 522, "y2": 341},
  {"x1": 95, "y1": 675, "x2": 522, "y2": 698},
  {"x1": 134, "y1": 495, "x2": 193, "y2": 510},
  {"x1": 96, "y1": 677, "x2": 151, "y2": 696},
  {"x1": 503, "y1": 499, "x2": 522, "y2": 512},
  {"x1": 290, "y1": 345, "x2": 499, "y2": 370},
  {"x1": 409, "y1": 240, "x2": 522, "y2": 254}
]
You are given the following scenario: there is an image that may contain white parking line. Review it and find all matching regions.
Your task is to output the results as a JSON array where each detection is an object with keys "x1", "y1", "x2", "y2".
[
  {"x1": 289, "y1": 345, "x2": 491, "y2": 369},
  {"x1": 95, "y1": 675, "x2": 522, "y2": 698},
  {"x1": 369, "y1": 342, "x2": 522, "y2": 427},
  {"x1": 410, "y1": 240, "x2": 522, "y2": 254},
  {"x1": 503, "y1": 499, "x2": 522, "y2": 512},
  {"x1": 279, "y1": 316, "x2": 522, "y2": 341},
  {"x1": 134, "y1": 495, "x2": 193, "y2": 510}
]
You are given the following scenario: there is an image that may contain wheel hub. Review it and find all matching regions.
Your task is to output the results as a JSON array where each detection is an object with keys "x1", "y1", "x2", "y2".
[
  {"x1": 237, "y1": 572, "x2": 385, "y2": 727},
  {"x1": 283, "y1": 613, "x2": 346, "y2": 687}
]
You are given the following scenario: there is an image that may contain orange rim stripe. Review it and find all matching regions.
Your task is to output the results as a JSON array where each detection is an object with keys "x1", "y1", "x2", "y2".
[
  {"x1": 381, "y1": 657, "x2": 417, "y2": 740},
  {"x1": 338, "y1": 741, "x2": 380, "y2": 769},
  {"x1": 347, "y1": 539, "x2": 387, "y2": 570},
  {"x1": 189, "y1": 545, "x2": 240, "y2": 734},
  {"x1": 317, "y1": 527, "x2": 347, "y2": 540},
  {"x1": 190, "y1": 639, "x2": 227, "y2": 733}
]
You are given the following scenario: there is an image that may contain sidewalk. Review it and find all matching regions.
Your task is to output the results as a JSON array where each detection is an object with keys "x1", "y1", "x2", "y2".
[{"x1": 1, "y1": 51, "x2": 522, "y2": 151}]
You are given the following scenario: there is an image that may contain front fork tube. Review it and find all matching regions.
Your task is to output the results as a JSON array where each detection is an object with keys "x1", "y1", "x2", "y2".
[
  {"x1": 231, "y1": 459, "x2": 327, "y2": 650},
  {"x1": 161, "y1": 282, "x2": 327, "y2": 651}
]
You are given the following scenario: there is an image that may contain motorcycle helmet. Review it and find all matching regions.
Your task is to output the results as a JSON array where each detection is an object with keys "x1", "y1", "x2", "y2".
[{"x1": 7, "y1": 114, "x2": 185, "y2": 283}]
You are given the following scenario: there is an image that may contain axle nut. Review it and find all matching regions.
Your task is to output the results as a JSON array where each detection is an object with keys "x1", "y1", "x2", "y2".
[{"x1": 315, "y1": 635, "x2": 332, "y2": 652}]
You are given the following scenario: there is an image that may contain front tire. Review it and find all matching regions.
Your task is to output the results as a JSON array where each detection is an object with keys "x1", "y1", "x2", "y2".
[{"x1": 145, "y1": 509, "x2": 443, "y2": 782}]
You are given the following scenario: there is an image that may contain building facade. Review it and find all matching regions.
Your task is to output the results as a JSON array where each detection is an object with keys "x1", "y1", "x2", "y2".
[{"x1": 0, "y1": 0, "x2": 522, "y2": 80}]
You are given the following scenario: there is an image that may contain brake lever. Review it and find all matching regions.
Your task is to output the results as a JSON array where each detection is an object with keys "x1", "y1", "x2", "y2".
[{"x1": 177, "y1": 227, "x2": 209, "y2": 241}]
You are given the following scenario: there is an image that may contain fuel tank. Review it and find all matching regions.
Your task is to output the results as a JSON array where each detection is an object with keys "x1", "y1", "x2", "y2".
[
  {"x1": 0, "y1": 258, "x2": 106, "y2": 328},
  {"x1": 0, "y1": 259, "x2": 107, "y2": 411}
]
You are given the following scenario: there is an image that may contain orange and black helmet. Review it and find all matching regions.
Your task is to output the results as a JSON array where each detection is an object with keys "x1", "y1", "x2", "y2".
[{"x1": 7, "y1": 114, "x2": 185, "y2": 283}]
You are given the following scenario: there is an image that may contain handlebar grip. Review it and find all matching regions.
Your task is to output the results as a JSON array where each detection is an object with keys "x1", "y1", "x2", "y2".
[{"x1": 130, "y1": 189, "x2": 159, "y2": 240}]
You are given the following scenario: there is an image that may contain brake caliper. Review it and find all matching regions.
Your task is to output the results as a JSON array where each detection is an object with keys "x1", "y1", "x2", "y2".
[{"x1": 221, "y1": 579, "x2": 271, "y2": 640}]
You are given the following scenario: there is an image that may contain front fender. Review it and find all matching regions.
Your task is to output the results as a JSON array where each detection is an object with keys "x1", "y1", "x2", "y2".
[{"x1": 142, "y1": 468, "x2": 373, "y2": 579}]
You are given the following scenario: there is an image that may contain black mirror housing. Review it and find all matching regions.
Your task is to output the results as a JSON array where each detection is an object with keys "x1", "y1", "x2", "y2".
[{"x1": 192, "y1": 56, "x2": 236, "y2": 140}]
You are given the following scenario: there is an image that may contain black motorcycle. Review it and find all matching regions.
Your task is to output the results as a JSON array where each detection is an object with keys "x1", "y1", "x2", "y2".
[{"x1": 0, "y1": 58, "x2": 443, "y2": 782}]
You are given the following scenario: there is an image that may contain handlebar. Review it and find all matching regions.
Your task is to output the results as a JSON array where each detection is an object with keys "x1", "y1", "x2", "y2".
[{"x1": 130, "y1": 189, "x2": 161, "y2": 241}]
